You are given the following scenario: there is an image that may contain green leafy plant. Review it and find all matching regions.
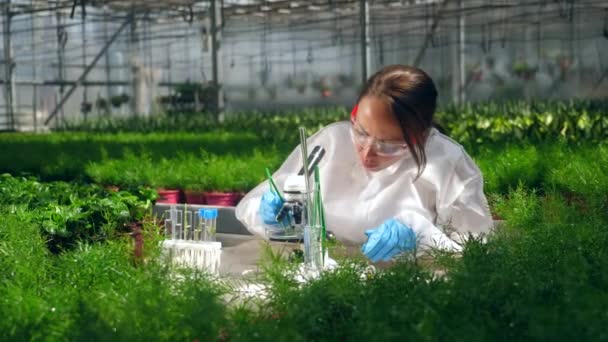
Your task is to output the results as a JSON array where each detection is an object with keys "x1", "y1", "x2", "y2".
[{"x1": 0, "y1": 175, "x2": 152, "y2": 252}]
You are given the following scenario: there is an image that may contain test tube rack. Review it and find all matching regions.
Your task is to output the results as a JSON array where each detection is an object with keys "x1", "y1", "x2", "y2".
[{"x1": 162, "y1": 206, "x2": 222, "y2": 275}]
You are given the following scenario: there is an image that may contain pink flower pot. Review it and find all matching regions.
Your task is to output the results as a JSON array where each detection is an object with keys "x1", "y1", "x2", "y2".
[
  {"x1": 184, "y1": 190, "x2": 207, "y2": 205},
  {"x1": 203, "y1": 191, "x2": 243, "y2": 207},
  {"x1": 156, "y1": 189, "x2": 182, "y2": 204}
]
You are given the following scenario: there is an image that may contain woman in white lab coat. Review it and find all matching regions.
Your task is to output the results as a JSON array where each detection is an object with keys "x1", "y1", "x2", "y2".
[{"x1": 236, "y1": 65, "x2": 493, "y2": 262}]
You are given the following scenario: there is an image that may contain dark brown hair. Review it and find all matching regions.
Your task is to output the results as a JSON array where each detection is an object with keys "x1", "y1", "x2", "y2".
[{"x1": 357, "y1": 65, "x2": 438, "y2": 178}]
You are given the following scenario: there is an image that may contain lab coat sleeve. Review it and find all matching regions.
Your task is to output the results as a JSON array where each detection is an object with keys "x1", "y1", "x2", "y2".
[
  {"x1": 235, "y1": 130, "x2": 325, "y2": 238},
  {"x1": 395, "y1": 209, "x2": 464, "y2": 253},
  {"x1": 438, "y1": 174, "x2": 494, "y2": 239},
  {"x1": 435, "y1": 153, "x2": 494, "y2": 243},
  {"x1": 396, "y1": 159, "x2": 493, "y2": 253}
]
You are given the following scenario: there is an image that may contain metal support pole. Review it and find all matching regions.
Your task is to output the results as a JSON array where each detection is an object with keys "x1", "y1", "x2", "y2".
[
  {"x1": 145, "y1": 16, "x2": 152, "y2": 67},
  {"x1": 103, "y1": 6, "x2": 111, "y2": 100},
  {"x1": 458, "y1": 0, "x2": 466, "y2": 104},
  {"x1": 359, "y1": 0, "x2": 370, "y2": 85},
  {"x1": 31, "y1": 0, "x2": 38, "y2": 131},
  {"x1": 129, "y1": 13, "x2": 138, "y2": 115},
  {"x1": 81, "y1": 13, "x2": 88, "y2": 120},
  {"x1": 536, "y1": 5, "x2": 542, "y2": 65},
  {"x1": 413, "y1": 0, "x2": 450, "y2": 67},
  {"x1": 571, "y1": 5, "x2": 580, "y2": 88},
  {"x1": 3, "y1": 0, "x2": 16, "y2": 131},
  {"x1": 210, "y1": 0, "x2": 224, "y2": 120},
  {"x1": 166, "y1": 44, "x2": 172, "y2": 94},
  {"x1": 45, "y1": 16, "x2": 132, "y2": 125},
  {"x1": 56, "y1": 12, "x2": 66, "y2": 123},
  {"x1": 185, "y1": 23, "x2": 191, "y2": 77}
]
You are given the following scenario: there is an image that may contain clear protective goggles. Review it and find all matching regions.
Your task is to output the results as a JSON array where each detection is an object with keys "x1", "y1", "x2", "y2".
[{"x1": 350, "y1": 122, "x2": 409, "y2": 157}]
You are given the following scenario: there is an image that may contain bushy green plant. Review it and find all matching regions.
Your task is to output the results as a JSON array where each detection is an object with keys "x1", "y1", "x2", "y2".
[
  {"x1": 224, "y1": 184, "x2": 608, "y2": 341},
  {"x1": 56, "y1": 100, "x2": 608, "y2": 148},
  {"x1": 0, "y1": 213, "x2": 227, "y2": 341},
  {"x1": 0, "y1": 131, "x2": 261, "y2": 181},
  {"x1": 2, "y1": 172, "x2": 608, "y2": 339},
  {"x1": 437, "y1": 100, "x2": 608, "y2": 150},
  {"x1": 476, "y1": 144, "x2": 543, "y2": 194},
  {"x1": 86, "y1": 149, "x2": 283, "y2": 193},
  {"x1": 0, "y1": 174, "x2": 153, "y2": 252}
]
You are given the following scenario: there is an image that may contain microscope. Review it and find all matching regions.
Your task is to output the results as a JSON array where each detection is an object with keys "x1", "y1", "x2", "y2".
[{"x1": 267, "y1": 145, "x2": 325, "y2": 242}]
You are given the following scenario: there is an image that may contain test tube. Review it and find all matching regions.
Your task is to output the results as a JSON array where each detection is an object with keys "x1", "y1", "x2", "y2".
[
  {"x1": 203, "y1": 209, "x2": 211, "y2": 241},
  {"x1": 208, "y1": 208, "x2": 218, "y2": 242},
  {"x1": 183, "y1": 210, "x2": 193, "y2": 240},
  {"x1": 174, "y1": 208, "x2": 183, "y2": 240},
  {"x1": 192, "y1": 213, "x2": 201, "y2": 241},
  {"x1": 164, "y1": 214, "x2": 172, "y2": 239},
  {"x1": 164, "y1": 208, "x2": 172, "y2": 239},
  {"x1": 197, "y1": 209, "x2": 207, "y2": 242},
  {"x1": 167, "y1": 206, "x2": 181, "y2": 240}
]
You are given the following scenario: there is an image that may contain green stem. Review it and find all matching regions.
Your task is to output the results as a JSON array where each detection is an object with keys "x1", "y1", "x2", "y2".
[
  {"x1": 314, "y1": 166, "x2": 326, "y2": 255},
  {"x1": 265, "y1": 168, "x2": 284, "y2": 202}
]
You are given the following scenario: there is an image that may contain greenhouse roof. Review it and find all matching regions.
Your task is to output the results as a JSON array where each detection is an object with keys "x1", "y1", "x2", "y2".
[{"x1": 5, "y1": 0, "x2": 606, "y2": 25}]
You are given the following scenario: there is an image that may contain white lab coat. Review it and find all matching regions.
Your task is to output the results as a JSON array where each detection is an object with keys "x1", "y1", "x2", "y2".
[{"x1": 235, "y1": 121, "x2": 493, "y2": 252}]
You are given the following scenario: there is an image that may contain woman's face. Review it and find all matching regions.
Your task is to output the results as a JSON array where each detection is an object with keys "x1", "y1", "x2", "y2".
[{"x1": 351, "y1": 95, "x2": 408, "y2": 171}]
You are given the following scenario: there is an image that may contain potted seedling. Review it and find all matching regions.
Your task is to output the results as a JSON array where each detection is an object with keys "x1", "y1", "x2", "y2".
[
  {"x1": 180, "y1": 153, "x2": 209, "y2": 205},
  {"x1": 183, "y1": 181, "x2": 207, "y2": 205},
  {"x1": 155, "y1": 187, "x2": 182, "y2": 204},
  {"x1": 153, "y1": 159, "x2": 183, "y2": 204},
  {"x1": 155, "y1": 183, "x2": 183, "y2": 204},
  {"x1": 203, "y1": 190, "x2": 242, "y2": 206},
  {"x1": 202, "y1": 157, "x2": 245, "y2": 206},
  {"x1": 88, "y1": 168, "x2": 120, "y2": 192}
]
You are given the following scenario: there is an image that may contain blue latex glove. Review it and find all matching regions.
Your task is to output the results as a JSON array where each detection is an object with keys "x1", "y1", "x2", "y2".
[
  {"x1": 259, "y1": 190, "x2": 284, "y2": 225},
  {"x1": 361, "y1": 218, "x2": 416, "y2": 262}
]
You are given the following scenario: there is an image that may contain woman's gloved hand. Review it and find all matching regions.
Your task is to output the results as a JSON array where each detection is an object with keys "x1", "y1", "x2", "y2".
[
  {"x1": 361, "y1": 218, "x2": 416, "y2": 262},
  {"x1": 259, "y1": 190, "x2": 284, "y2": 225}
]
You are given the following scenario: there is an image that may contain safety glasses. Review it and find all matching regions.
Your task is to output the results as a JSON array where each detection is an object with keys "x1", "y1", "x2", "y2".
[{"x1": 350, "y1": 122, "x2": 408, "y2": 157}]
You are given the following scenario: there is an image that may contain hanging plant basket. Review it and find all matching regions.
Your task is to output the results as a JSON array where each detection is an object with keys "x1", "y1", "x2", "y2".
[
  {"x1": 110, "y1": 93, "x2": 130, "y2": 108},
  {"x1": 95, "y1": 98, "x2": 110, "y2": 112},
  {"x1": 81, "y1": 102, "x2": 93, "y2": 114}
]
